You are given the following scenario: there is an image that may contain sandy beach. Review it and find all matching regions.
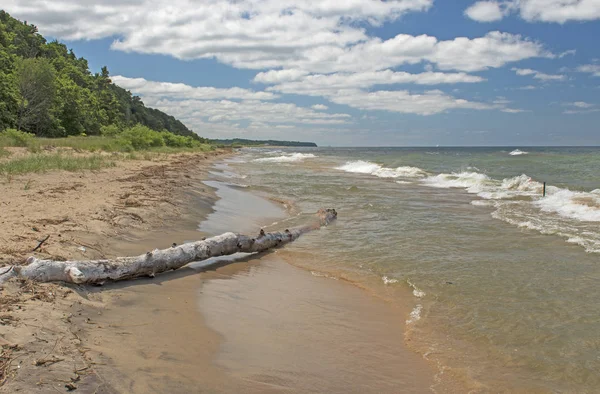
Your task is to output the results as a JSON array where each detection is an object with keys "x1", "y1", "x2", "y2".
[{"x1": 0, "y1": 150, "x2": 441, "y2": 393}]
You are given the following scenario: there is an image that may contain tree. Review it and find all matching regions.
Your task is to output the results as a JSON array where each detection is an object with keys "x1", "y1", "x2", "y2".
[{"x1": 15, "y1": 57, "x2": 57, "y2": 135}]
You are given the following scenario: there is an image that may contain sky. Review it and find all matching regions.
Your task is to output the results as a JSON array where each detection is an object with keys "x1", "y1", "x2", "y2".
[{"x1": 4, "y1": 0, "x2": 600, "y2": 146}]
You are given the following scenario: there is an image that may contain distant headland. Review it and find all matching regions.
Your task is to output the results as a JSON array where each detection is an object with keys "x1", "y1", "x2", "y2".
[{"x1": 211, "y1": 139, "x2": 317, "y2": 147}]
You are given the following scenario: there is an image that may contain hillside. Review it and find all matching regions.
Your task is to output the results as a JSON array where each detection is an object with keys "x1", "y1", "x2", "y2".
[{"x1": 0, "y1": 11, "x2": 204, "y2": 141}]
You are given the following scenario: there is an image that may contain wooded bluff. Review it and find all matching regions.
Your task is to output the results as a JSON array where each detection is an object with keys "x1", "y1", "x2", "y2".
[{"x1": 0, "y1": 11, "x2": 205, "y2": 141}]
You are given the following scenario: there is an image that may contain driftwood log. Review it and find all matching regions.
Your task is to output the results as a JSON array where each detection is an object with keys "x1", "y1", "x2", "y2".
[{"x1": 0, "y1": 208, "x2": 337, "y2": 286}]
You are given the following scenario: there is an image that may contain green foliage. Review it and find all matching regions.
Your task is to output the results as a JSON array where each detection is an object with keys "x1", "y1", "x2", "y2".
[
  {"x1": 0, "y1": 153, "x2": 115, "y2": 175},
  {"x1": 118, "y1": 125, "x2": 165, "y2": 150},
  {"x1": 0, "y1": 11, "x2": 207, "y2": 141},
  {"x1": 15, "y1": 57, "x2": 58, "y2": 135},
  {"x1": 100, "y1": 124, "x2": 121, "y2": 137},
  {"x1": 0, "y1": 128, "x2": 35, "y2": 147}
]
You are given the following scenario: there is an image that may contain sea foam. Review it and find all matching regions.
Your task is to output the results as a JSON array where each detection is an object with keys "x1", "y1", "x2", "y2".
[
  {"x1": 406, "y1": 305, "x2": 423, "y2": 324},
  {"x1": 254, "y1": 153, "x2": 317, "y2": 163},
  {"x1": 336, "y1": 161, "x2": 427, "y2": 178}
]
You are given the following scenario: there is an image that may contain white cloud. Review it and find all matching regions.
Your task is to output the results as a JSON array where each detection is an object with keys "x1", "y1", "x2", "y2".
[
  {"x1": 515, "y1": 85, "x2": 538, "y2": 90},
  {"x1": 564, "y1": 109, "x2": 600, "y2": 114},
  {"x1": 519, "y1": 0, "x2": 600, "y2": 23},
  {"x1": 112, "y1": 76, "x2": 278, "y2": 101},
  {"x1": 493, "y1": 96, "x2": 512, "y2": 104},
  {"x1": 464, "y1": 1, "x2": 507, "y2": 22},
  {"x1": 427, "y1": 32, "x2": 549, "y2": 72},
  {"x1": 326, "y1": 89, "x2": 493, "y2": 115},
  {"x1": 258, "y1": 70, "x2": 485, "y2": 98},
  {"x1": 562, "y1": 101, "x2": 599, "y2": 114},
  {"x1": 558, "y1": 49, "x2": 577, "y2": 58},
  {"x1": 5, "y1": 2, "x2": 550, "y2": 73},
  {"x1": 512, "y1": 68, "x2": 566, "y2": 81},
  {"x1": 568, "y1": 101, "x2": 595, "y2": 108},
  {"x1": 577, "y1": 64, "x2": 600, "y2": 77},
  {"x1": 465, "y1": 0, "x2": 600, "y2": 23},
  {"x1": 4, "y1": 0, "x2": 432, "y2": 63},
  {"x1": 312, "y1": 104, "x2": 329, "y2": 110},
  {"x1": 501, "y1": 108, "x2": 529, "y2": 113}
]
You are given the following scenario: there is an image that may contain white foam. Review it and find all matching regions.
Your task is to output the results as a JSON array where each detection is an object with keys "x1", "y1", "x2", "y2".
[
  {"x1": 421, "y1": 170, "x2": 600, "y2": 253},
  {"x1": 406, "y1": 305, "x2": 423, "y2": 324},
  {"x1": 311, "y1": 271, "x2": 338, "y2": 280},
  {"x1": 509, "y1": 149, "x2": 529, "y2": 156},
  {"x1": 254, "y1": 153, "x2": 317, "y2": 163},
  {"x1": 422, "y1": 171, "x2": 492, "y2": 193},
  {"x1": 408, "y1": 280, "x2": 426, "y2": 298},
  {"x1": 536, "y1": 189, "x2": 600, "y2": 222},
  {"x1": 336, "y1": 161, "x2": 427, "y2": 179},
  {"x1": 382, "y1": 276, "x2": 399, "y2": 285}
]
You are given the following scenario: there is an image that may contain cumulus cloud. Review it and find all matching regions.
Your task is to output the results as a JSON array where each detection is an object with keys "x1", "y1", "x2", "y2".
[
  {"x1": 256, "y1": 70, "x2": 485, "y2": 98},
  {"x1": 317, "y1": 89, "x2": 523, "y2": 116},
  {"x1": 512, "y1": 68, "x2": 566, "y2": 81},
  {"x1": 577, "y1": 64, "x2": 600, "y2": 77},
  {"x1": 5, "y1": 1, "x2": 550, "y2": 73},
  {"x1": 324, "y1": 89, "x2": 492, "y2": 115},
  {"x1": 312, "y1": 104, "x2": 329, "y2": 110},
  {"x1": 112, "y1": 76, "x2": 278, "y2": 101},
  {"x1": 465, "y1": 0, "x2": 600, "y2": 23},
  {"x1": 464, "y1": 1, "x2": 508, "y2": 22},
  {"x1": 110, "y1": 75, "x2": 355, "y2": 137}
]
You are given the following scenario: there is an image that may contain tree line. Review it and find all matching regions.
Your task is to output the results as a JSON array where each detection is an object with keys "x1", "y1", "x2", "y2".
[{"x1": 0, "y1": 11, "x2": 205, "y2": 141}]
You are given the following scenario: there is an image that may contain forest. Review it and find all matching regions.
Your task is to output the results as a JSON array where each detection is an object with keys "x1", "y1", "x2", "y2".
[{"x1": 0, "y1": 11, "x2": 204, "y2": 141}]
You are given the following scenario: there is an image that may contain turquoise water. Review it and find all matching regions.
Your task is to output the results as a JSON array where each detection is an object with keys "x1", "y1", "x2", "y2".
[{"x1": 217, "y1": 147, "x2": 600, "y2": 393}]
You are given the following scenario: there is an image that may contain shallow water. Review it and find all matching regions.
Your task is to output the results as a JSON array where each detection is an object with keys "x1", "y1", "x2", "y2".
[
  {"x1": 218, "y1": 147, "x2": 600, "y2": 393},
  {"x1": 197, "y1": 172, "x2": 437, "y2": 393}
]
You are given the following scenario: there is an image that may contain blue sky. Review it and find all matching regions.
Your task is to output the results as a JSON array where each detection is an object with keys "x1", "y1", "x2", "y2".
[{"x1": 5, "y1": 0, "x2": 600, "y2": 146}]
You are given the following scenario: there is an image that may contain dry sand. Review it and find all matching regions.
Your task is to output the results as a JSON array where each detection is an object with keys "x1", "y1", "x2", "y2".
[{"x1": 0, "y1": 149, "x2": 227, "y2": 392}]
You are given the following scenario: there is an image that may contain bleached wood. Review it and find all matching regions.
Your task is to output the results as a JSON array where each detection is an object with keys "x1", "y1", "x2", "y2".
[{"x1": 0, "y1": 209, "x2": 337, "y2": 286}]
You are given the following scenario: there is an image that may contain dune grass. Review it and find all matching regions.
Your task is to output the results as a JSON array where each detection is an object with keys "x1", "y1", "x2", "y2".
[
  {"x1": 0, "y1": 153, "x2": 116, "y2": 176},
  {"x1": 0, "y1": 127, "x2": 215, "y2": 154}
]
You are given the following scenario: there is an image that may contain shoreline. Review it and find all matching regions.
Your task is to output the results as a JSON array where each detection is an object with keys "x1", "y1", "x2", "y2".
[
  {"x1": 0, "y1": 151, "x2": 445, "y2": 393},
  {"x1": 0, "y1": 149, "x2": 229, "y2": 392}
]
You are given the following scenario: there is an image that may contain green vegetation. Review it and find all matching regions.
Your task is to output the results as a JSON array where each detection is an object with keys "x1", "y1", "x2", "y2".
[
  {"x1": 0, "y1": 126, "x2": 213, "y2": 153},
  {"x1": 212, "y1": 138, "x2": 317, "y2": 147},
  {"x1": 0, "y1": 153, "x2": 115, "y2": 175},
  {"x1": 0, "y1": 11, "x2": 206, "y2": 142}
]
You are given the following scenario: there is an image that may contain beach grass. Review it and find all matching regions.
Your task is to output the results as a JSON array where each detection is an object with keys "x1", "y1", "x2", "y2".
[
  {"x1": 0, "y1": 128, "x2": 215, "y2": 154},
  {"x1": 0, "y1": 153, "x2": 116, "y2": 175}
]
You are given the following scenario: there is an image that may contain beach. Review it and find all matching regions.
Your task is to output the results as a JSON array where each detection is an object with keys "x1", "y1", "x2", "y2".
[{"x1": 0, "y1": 149, "x2": 441, "y2": 393}]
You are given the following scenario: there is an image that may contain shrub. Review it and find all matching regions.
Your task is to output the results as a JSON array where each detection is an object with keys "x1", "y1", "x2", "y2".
[
  {"x1": 118, "y1": 125, "x2": 165, "y2": 150},
  {"x1": 100, "y1": 124, "x2": 121, "y2": 137},
  {"x1": 0, "y1": 129, "x2": 35, "y2": 147}
]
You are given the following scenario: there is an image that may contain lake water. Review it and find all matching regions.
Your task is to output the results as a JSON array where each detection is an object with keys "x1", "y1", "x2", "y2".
[{"x1": 211, "y1": 147, "x2": 600, "y2": 393}]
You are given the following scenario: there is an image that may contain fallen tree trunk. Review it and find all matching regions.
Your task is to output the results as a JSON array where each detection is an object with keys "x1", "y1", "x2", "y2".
[{"x1": 0, "y1": 208, "x2": 337, "y2": 286}]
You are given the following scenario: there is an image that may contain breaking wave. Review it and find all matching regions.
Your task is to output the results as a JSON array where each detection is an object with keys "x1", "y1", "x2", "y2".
[
  {"x1": 422, "y1": 171, "x2": 600, "y2": 253},
  {"x1": 254, "y1": 153, "x2": 317, "y2": 163},
  {"x1": 509, "y1": 149, "x2": 529, "y2": 156},
  {"x1": 336, "y1": 161, "x2": 427, "y2": 178}
]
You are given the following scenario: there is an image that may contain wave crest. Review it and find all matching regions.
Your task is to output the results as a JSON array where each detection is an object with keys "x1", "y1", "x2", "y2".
[
  {"x1": 254, "y1": 153, "x2": 317, "y2": 163},
  {"x1": 509, "y1": 149, "x2": 529, "y2": 156},
  {"x1": 336, "y1": 161, "x2": 427, "y2": 178}
]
